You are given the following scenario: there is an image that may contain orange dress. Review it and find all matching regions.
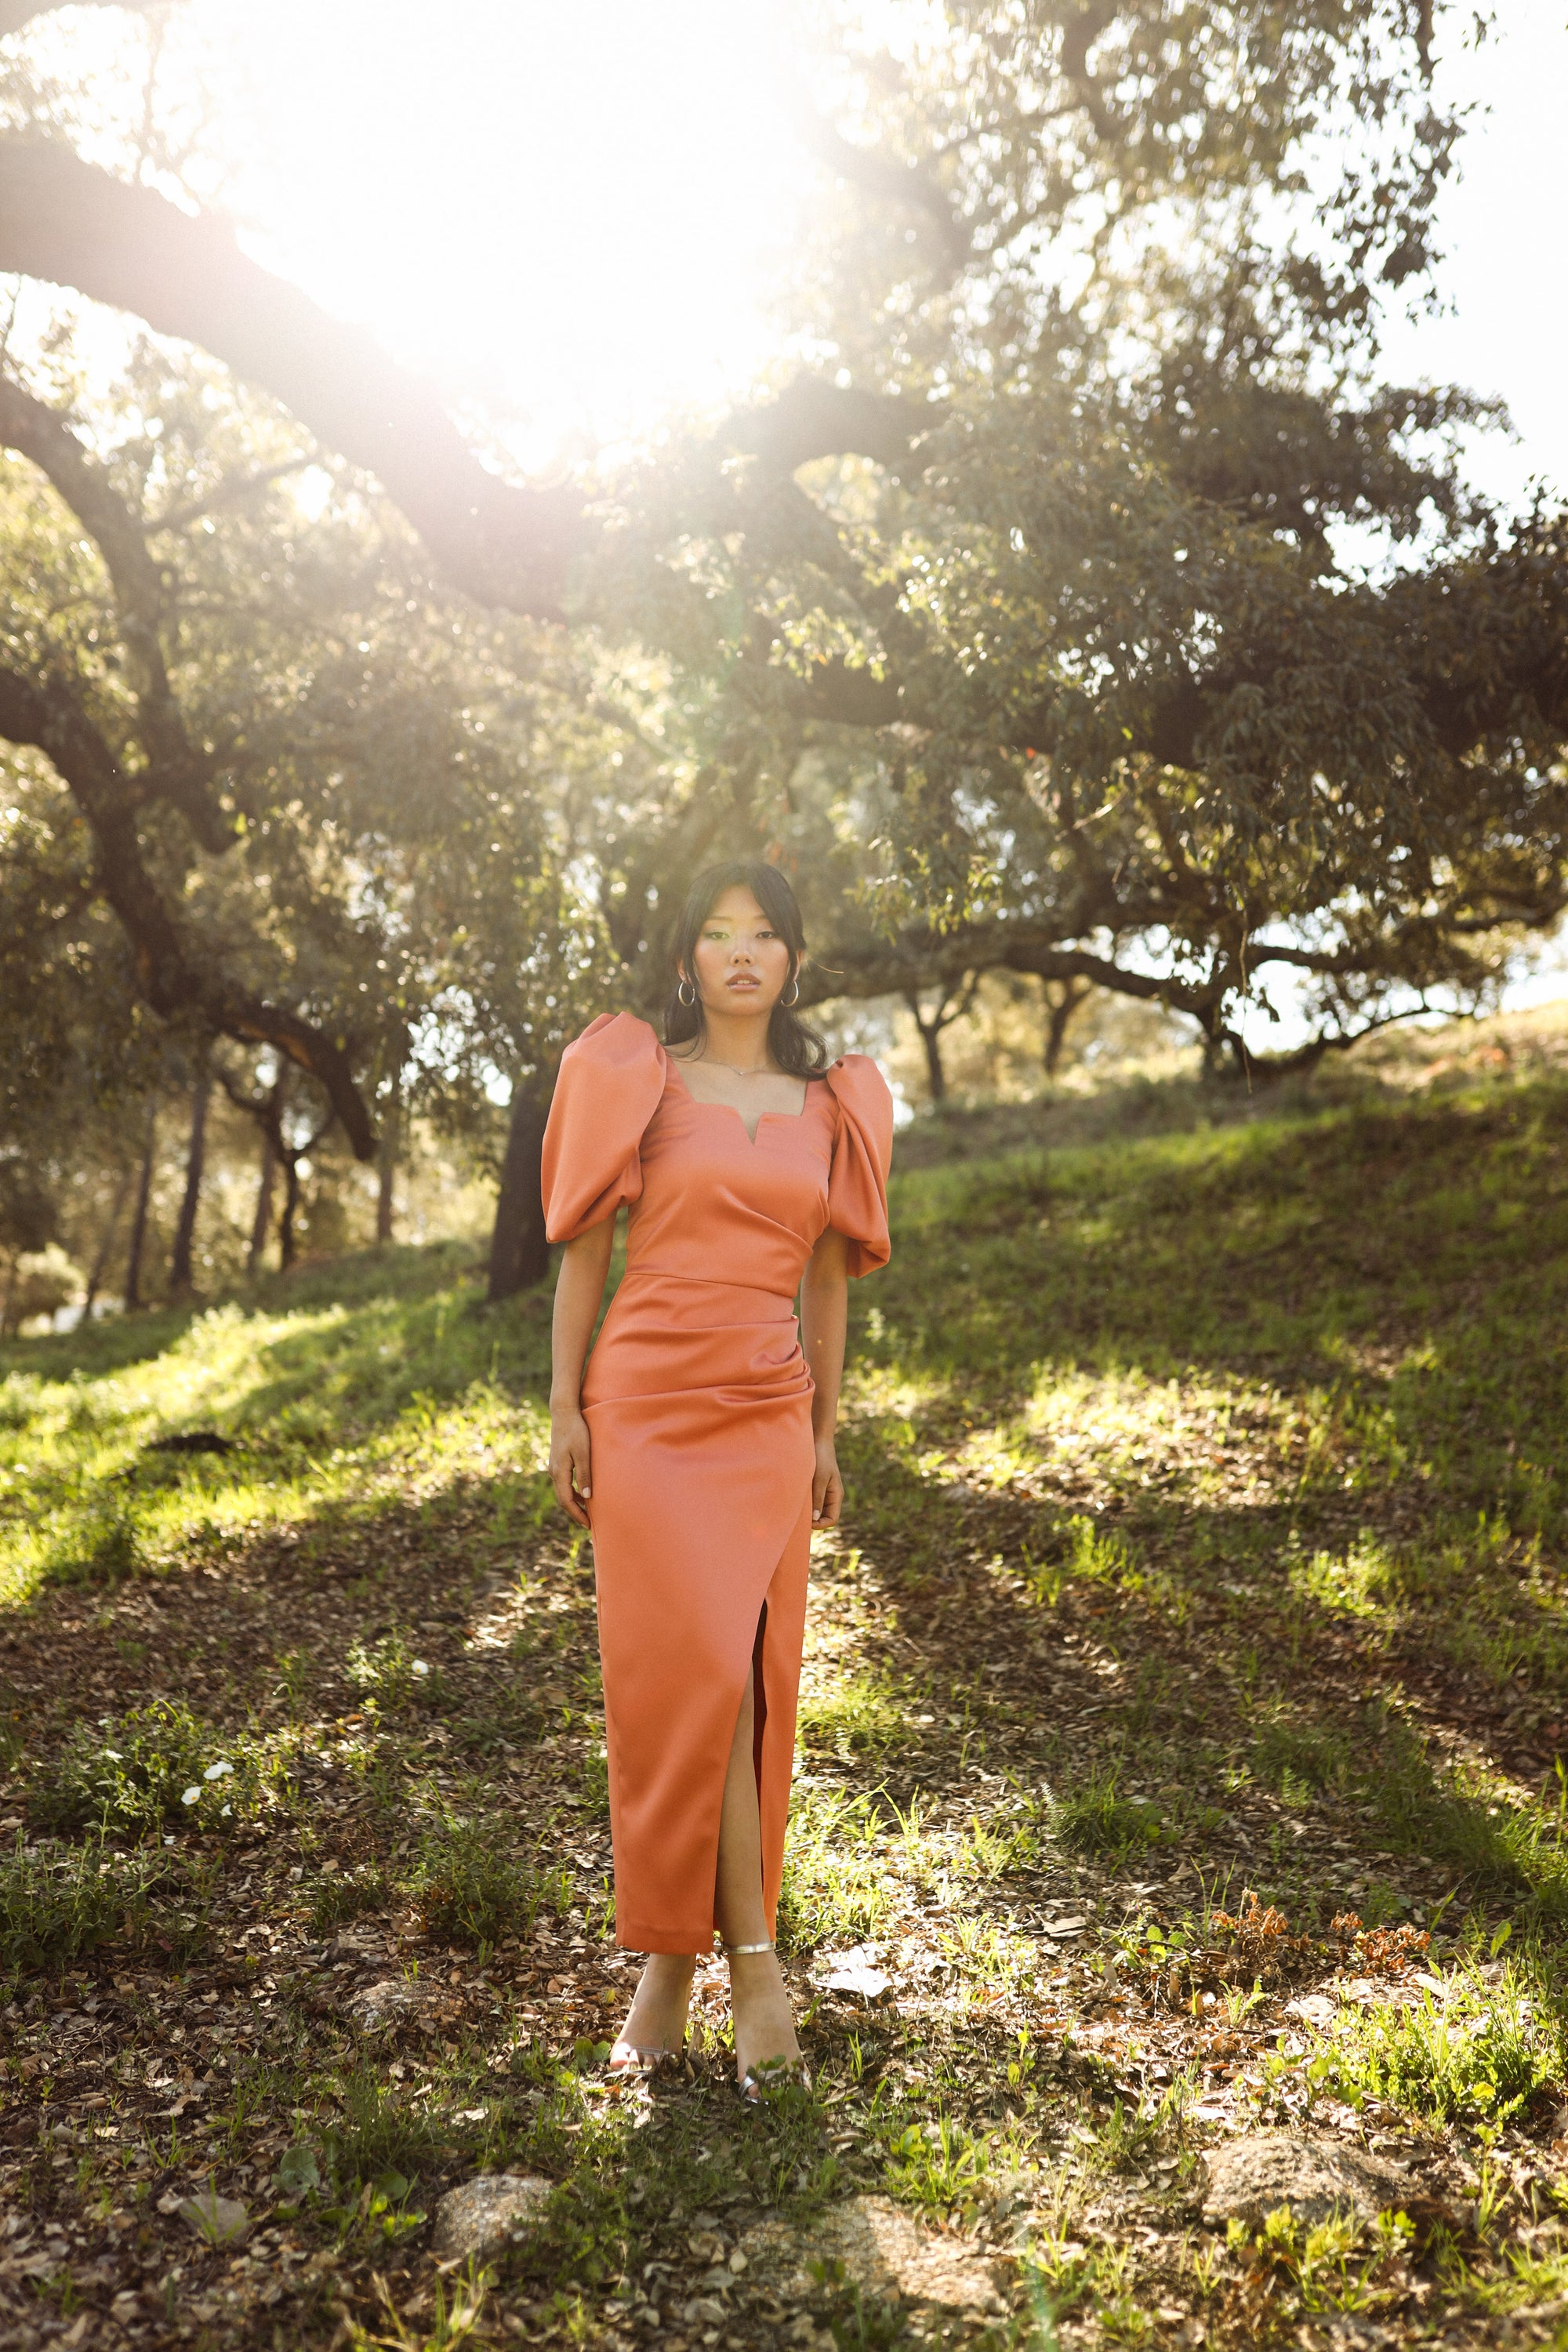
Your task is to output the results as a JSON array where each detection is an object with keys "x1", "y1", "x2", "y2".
[{"x1": 539, "y1": 1012, "x2": 893, "y2": 1955}]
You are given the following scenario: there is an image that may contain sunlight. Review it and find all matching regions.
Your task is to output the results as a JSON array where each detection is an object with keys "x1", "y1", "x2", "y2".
[
  {"x1": 4, "y1": 0, "x2": 808, "y2": 456},
  {"x1": 204, "y1": 0, "x2": 802, "y2": 460}
]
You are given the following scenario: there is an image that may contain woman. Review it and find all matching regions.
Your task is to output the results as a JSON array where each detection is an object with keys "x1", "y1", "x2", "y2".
[{"x1": 541, "y1": 861, "x2": 893, "y2": 2096}]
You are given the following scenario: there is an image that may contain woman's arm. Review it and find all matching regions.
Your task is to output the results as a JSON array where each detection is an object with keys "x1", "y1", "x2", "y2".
[
  {"x1": 800, "y1": 1226, "x2": 850, "y2": 1526},
  {"x1": 548, "y1": 1219, "x2": 615, "y2": 1526}
]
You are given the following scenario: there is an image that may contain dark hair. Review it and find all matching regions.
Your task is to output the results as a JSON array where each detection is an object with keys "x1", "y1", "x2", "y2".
[{"x1": 662, "y1": 861, "x2": 829, "y2": 1077}]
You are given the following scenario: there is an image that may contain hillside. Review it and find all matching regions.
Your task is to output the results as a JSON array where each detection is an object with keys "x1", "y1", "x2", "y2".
[{"x1": 2, "y1": 1036, "x2": 1567, "y2": 2350}]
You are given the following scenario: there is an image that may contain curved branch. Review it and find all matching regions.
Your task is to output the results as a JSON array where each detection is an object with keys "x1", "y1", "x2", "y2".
[
  {"x1": 729, "y1": 380, "x2": 930, "y2": 474},
  {"x1": 0, "y1": 659, "x2": 375, "y2": 1156},
  {"x1": 0, "y1": 139, "x2": 586, "y2": 616},
  {"x1": 0, "y1": 368, "x2": 230, "y2": 848},
  {"x1": 788, "y1": 90, "x2": 972, "y2": 274}
]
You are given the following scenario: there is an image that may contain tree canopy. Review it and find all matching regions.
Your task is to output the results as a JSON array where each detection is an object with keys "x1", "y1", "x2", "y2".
[{"x1": 1, "y1": 0, "x2": 1564, "y2": 1295}]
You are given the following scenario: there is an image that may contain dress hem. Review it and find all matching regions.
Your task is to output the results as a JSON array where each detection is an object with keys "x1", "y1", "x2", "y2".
[{"x1": 615, "y1": 1922, "x2": 720, "y2": 1957}]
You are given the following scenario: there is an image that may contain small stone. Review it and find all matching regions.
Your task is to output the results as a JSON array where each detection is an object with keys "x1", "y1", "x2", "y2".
[
  {"x1": 177, "y1": 2190, "x2": 250, "y2": 2248},
  {"x1": 347, "y1": 1978, "x2": 421, "y2": 2034},
  {"x1": 432, "y1": 2173, "x2": 552, "y2": 2260},
  {"x1": 1200, "y1": 2133, "x2": 1410, "y2": 2230},
  {"x1": 742, "y1": 2194, "x2": 1005, "y2": 2314}
]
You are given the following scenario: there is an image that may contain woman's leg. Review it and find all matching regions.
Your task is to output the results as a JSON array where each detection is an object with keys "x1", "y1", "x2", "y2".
[
  {"x1": 717, "y1": 1664, "x2": 800, "y2": 2079},
  {"x1": 612, "y1": 1953, "x2": 695, "y2": 2059}
]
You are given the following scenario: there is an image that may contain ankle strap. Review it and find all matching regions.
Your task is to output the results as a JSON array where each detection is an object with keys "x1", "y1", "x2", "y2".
[{"x1": 722, "y1": 1940, "x2": 774, "y2": 1955}]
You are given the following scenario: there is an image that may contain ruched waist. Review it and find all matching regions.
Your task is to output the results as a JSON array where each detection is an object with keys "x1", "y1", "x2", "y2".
[
  {"x1": 616, "y1": 1262, "x2": 800, "y2": 1323},
  {"x1": 583, "y1": 1265, "x2": 811, "y2": 1410}
]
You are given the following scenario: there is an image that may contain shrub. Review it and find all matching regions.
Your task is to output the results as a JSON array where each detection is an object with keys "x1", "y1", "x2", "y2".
[
  {"x1": 308, "y1": 1864, "x2": 388, "y2": 1936},
  {"x1": 324, "y1": 2063, "x2": 438, "y2": 2185},
  {"x1": 0, "y1": 1833, "x2": 150, "y2": 1971},
  {"x1": 1051, "y1": 1769, "x2": 1167, "y2": 1860},
  {"x1": 346, "y1": 1628, "x2": 441, "y2": 1711},
  {"x1": 1315, "y1": 1960, "x2": 1563, "y2": 2127},
  {"x1": 32, "y1": 1700, "x2": 263, "y2": 1835},
  {"x1": 408, "y1": 1815, "x2": 570, "y2": 1948},
  {"x1": 46, "y1": 1501, "x2": 142, "y2": 1588}
]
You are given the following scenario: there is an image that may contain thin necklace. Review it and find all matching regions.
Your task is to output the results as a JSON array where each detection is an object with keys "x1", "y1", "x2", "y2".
[{"x1": 687, "y1": 1054, "x2": 774, "y2": 1078}]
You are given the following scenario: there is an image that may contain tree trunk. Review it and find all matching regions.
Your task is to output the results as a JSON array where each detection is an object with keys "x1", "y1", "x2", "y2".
[
  {"x1": 122, "y1": 1102, "x2": 158, "y2": 1312},
  {"x1": 376, "y1": 1086, "x2": 400, "y2": 1244},
  {"x1": 278, "y1": 1154, "x2": 303, "y2": 1272},
  {"x1": 247, "y1": 1128, "x2": 277, "y2": 1275},
  {"x1": 1043, "y1": 978, "x2": 1091, "y2": 1078},
  {"x1": 903, "y1": 993, "x2": 948, "y2": 1104},
  {"x1": 487, "y1": 1081, "x2": 551, "y2": 1302},
  {"x1": 168, "y1": 1065, "x2": 211, "y2": 1298},
  {"x1": 82, "y1": 1164, "x2": 133, "y2": 1322}
]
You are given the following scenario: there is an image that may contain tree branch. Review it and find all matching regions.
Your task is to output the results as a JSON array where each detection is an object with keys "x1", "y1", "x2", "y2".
[
  {"x1": 0, "y1": 659, "x2": 375, "y2": 1156},
  {"x1": 788, "y1": 90, "x2": 973, "y2": 274},
  {"x1": 728, "y1": 380, "x2": 929, "y2": 474},
  {"x1": 0, "y1": 139, "x2": 587, "y2": 616},
  {"x1": 0, "y1": 368, "x2": 231, "y2": 848}
]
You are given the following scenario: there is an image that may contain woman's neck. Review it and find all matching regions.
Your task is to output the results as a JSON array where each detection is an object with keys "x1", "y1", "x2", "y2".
[{"x1": 684, "y1": 1003, "x2": 775, "y2": 1073}]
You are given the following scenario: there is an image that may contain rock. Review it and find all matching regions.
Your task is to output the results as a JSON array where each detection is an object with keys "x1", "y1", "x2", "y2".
[
  {"x1": 432, "y1": 2173, "x2": 552, "y2": 2261},
  {"x1": 177, "y1": 2191, "x2": 250, "y2": 2247},
  {"x1": 1200, "y1": 2134, "x2": 1410, "y2": 2230},
  {"x1": 347, "y1": 1978, "x2": 422, "y2": 2034},
  {"x1": 743, "y1": 2195, "x2": 1007, "y2": 2318}
]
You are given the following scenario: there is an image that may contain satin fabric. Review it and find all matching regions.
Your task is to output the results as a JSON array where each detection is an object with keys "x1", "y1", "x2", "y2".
[{"x1": 540, "y1": 1011, "x2": 893, "y2": 1954}]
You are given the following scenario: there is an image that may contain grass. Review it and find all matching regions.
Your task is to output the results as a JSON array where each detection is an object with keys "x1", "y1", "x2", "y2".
[{"x1": 5, "y1": 1018, "x2": 1568, "y2": 2345}]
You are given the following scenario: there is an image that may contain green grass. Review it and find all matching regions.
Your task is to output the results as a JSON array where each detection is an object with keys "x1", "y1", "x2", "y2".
[{"x1": 6, "y1": 1036, "x2": 1568, "y2": 2346}]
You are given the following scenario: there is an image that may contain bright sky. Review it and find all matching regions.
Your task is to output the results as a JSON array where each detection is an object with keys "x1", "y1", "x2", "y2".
[
  {"x1": 1376, "y1": 0, "x2": 1568, "y2": 516},
  {"x1": 182, "y1": 0, "x2": 1568, "y2": 502},
  {"x1": 203, "y1": 0, "x2": 801, "y2": 464}
]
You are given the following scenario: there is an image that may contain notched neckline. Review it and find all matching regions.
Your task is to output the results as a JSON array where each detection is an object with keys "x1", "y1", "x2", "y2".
[{"x1": 663, "y1": 1055, "x2": 819, "y2": 1145}]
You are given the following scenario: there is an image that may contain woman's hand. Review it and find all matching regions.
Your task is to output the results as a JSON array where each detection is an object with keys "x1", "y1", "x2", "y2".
[
  {"x1": 811, "y1": 1435, "x2": 844, "y2": 1527},
  {"x1": 550, "y1": 1408, "x2": 593, "y2": 1528}
]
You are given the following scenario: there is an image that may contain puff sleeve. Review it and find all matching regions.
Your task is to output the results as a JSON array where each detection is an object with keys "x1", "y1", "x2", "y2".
[
  {"x1": 540, "y1": 1013, "x2": 666, "y2": 1243},
  {"x1": 823, "y1": 1054, "x2": 895, "y2": 1277}
]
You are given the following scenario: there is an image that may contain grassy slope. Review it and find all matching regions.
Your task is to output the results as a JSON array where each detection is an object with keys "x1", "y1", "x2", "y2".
[{"x1": 2, "y1": 1044, "x2": 1567, "y2": 2350}]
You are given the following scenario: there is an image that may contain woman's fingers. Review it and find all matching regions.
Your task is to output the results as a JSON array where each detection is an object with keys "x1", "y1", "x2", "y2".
[
  {"x1": 550, "y1": 1420, "x2": 593, "y2": 1528},
  {"x1": 811, "y1": 1463, "x2": 844, "y2": 1526}
]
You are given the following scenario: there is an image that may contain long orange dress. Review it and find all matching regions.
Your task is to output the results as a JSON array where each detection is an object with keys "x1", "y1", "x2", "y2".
[{"x1": 539, "y1": 1012, "x2": 894, "y2": 1955}]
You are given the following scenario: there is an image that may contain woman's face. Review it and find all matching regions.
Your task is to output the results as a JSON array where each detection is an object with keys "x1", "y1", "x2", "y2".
[{"x1": 688, "y1": 885, "x2": 793, "y2": 1015}]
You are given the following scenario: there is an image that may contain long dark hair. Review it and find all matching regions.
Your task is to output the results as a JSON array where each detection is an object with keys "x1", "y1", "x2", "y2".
[{"x1": 662, "y1": 861, "x2": 829, "y2": 1078}]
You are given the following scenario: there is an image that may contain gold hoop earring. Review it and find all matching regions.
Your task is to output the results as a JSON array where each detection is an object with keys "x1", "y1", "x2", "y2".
[{"x1": 677, "y1": 978, "x2": 696, "y2": 1007}]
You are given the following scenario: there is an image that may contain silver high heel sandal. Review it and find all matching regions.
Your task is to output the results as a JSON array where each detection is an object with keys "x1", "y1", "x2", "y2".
[{"x1": 723, "y1": 1940, "x2": 811, "y2": 2103}]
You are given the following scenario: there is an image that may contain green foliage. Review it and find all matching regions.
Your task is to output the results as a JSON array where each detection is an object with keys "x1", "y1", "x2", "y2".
[
  {"x1": 307, "y1": 1864, "x2": 388, "y2": 1936},
  {"x1": 408, "y1": 1814, "x2": 571, "y2": 1949},
  {"x1": 322, "y1": 2066, "x2": 439, "y2": 2188},
  {"x1": 31, "y1": 1699, "x2": 263, "y2": 1836},
  {"x1": 796, "y1": 1671, "x2": 912, "y2": 1759},
  {"x1": 1311, "y1": 1962, "x2": 1564, "y2": 2129},
  {"x1": 45, "y1": 1498, "x2": 142, "y2": 1588},
  {"x1": 346, "y1": 1628, "x2": 441, "y2": 1712},
  {"x1": 1051, "y1": 1769, "x2": 1167, "y2": 1862},
  {"x1": 776, "y1": 1788, "x2": 893, "y2": 1956},
  {"x1": 0, "y1": 1831, "x2": 150, "y2": 1972}
]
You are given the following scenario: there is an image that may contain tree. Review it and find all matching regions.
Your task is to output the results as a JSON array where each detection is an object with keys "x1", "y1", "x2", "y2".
[
  {"x1": 168, "y1": 1058, "x2": 210, "y2": 1298},
  {"x1": 1, "y1": 0, "x2": 1564, "y2": 1191}
]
